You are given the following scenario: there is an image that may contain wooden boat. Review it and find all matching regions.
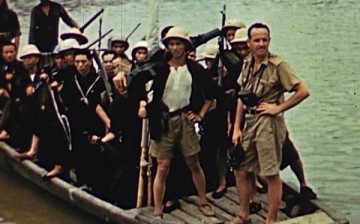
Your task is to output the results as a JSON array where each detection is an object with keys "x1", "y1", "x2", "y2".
[{"x1": 0, "y1": 141, "x2": 349, "y2": 224}]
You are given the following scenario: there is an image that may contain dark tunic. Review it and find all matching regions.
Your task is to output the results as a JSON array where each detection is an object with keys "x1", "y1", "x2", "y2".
[
  {"x1": 29, "y1": 1, "x2": 77, "y2": 52},
  {"x1": 0, "y1": 7, "x2": 21, "y2": 45}
]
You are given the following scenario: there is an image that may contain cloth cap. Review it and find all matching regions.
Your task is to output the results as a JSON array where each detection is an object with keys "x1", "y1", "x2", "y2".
[
  {"x1": 230, "y1": 28, "x2": 248, "y2": 44},
  {"x1": 59, "y1": 39, "x2": 81, "y2": 54},
  {"x1": 19, "y1": 44, "x2": 41, "y2": 60},
  {"x1": 60, "y1": 28, "x2": 89, "y2": 45},
  {"x1": 162, "y1": 26, "x2": 192, "y2": 49},
  {"x1": 202, "y1": 44, "x2": 218, "y2": 59}
]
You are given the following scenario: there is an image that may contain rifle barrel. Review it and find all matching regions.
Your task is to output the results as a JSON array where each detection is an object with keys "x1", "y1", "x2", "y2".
[
  {"x1": 79, "y1": 8, "x2": 105, "y2": 32},
  {"x1": 126, "y1": 23, "x2": 141, "y2": 40},
  {"x1": 86, "y1": 29, "x2": 113, "y2": 49}
]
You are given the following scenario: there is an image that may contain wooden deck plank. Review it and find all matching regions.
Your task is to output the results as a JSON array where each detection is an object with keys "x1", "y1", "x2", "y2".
[
  {"x1": 171, "y1": 209, "x2": 206, "y2": 224},
  {"x1": 177, "y1": 199, "x2": 224, "y2": 224},
  {"x1": 227, "y1": 185, "x2": 289, "y2": 221},
  {"x1": 136, "y1": 207, "x2": 185, "y2": 224},
  {"x1": 182, "y1": 195, "x2": 234, "y2": 222},
  {"x1": 275, "y1": 211, "x2": 335, "y2": 224}
]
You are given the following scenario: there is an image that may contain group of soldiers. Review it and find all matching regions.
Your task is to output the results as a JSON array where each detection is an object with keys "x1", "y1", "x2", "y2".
[{"x1": 0, "y1": 0, "x2": 318, "y2": 223}]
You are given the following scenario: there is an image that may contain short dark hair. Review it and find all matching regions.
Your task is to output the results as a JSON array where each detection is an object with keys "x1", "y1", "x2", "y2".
[
  {"x1": 1, "y1": 41, "x2": 17, "y2": 51},
  {"x1": 74, "y1": 49, "x2": 93, "y2": 60},
  {"x1": 101, "y1": 50, "x2": 116, "y2": 60},
  {"x1": 248, "y1": 23, "x2": 270, "y2": 39}
]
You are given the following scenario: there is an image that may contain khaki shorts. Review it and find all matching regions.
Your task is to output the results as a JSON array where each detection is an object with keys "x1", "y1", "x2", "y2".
[
  {"x1": 240, "y1": 114, "x2": 286, "y2": 176},
  {"x1": 150, "y1": 112, "x2": 201, "y2": 158}
]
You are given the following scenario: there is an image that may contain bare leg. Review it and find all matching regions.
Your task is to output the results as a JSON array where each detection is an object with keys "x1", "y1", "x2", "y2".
[
  {"x1": 234, "y1": 169, "x2": 251, "y2": 220},
  {"x1": 265, "y1": 174, "x2": 282, "y2": 224},
  {"x1": 185, "y1": 154, "x2": 208, "y2": 205},
  {"x1": 153, "y1": 158, "x2": 171, "y2": 216}
]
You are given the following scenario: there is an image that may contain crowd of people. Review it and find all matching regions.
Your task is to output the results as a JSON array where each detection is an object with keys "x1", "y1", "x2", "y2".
[{"x1": 0, "y1": 1, "x2": 318, "y2": 223}]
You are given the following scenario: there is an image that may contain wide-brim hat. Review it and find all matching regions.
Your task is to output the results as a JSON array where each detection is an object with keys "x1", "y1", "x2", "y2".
[
  {"x1": 231, "y1": 28, "x2": 248, "y2": 44},
  {"x1": 221, "y1": 19, "x2": 246, "y2": 34},
  {"x1": 202, "y1": 44, "x2": 218, "y2": 59},
  {"x1": 59, "y1": 38, "x2": 81, "y2": 54},
  {"x1": 19, "y1": 44, "x2": 41, "y2": 60},
  {"x1": 162, "y1": 26, "x2": 192, "y2": 50},
  {"x1": 109, "y1": 36, "x2": 130, "y2": 50},
  {"x1": 60, "y1": 28, "x2": 89, "y2": 45},
  {"x1": 52, "y1": 44, "x2": 61, "y2": 56}
]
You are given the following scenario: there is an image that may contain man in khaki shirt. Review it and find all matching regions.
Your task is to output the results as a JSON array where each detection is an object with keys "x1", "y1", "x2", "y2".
[{"x1": 231, "y1": 23, "x2": 310, "y2": 224}]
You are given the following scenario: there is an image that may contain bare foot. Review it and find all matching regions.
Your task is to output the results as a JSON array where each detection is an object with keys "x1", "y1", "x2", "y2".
[
  {"x1": 0, "y1": 130, "x2": 10, "y2": 140},
  {"x1": 16, "y1": 151, "x2": 36, "y2": 161}
]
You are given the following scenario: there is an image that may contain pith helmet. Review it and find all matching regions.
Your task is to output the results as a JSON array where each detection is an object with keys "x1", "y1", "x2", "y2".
[
  {"x1": 60, "y1": 28, "x2": 89, "y2": 45},
  {"x1": 19, "y1": 44, "x2": 41, "y2": 60},
  {"x1": 162, "y1": 26, "x2": 192, "y2": 49},
  {"x1": 131, "y1": 41, "x2": 148, "y2": 58},
  {"x1": 221, "y1": 19, "x2": 246, "y2": 34},
  {"x1": 231, "y1": 28, "x2": 248, "y2": 44},
  {"x1": 59, "y1": 39, "x2": 81, "y2": 54},
  {"x1": 109, "y1": 36, "x2": 130, "y2": 50},
  {"x1": 52, "y1": 44, "x2": 61, "y2": 55},
  {"x1": 202, "y1": 44, "x2": 218, "y2": 59}
]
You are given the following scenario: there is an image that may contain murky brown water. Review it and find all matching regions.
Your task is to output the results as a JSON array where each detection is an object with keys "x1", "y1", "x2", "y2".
[{"x1": 1, "y1": 0, "x2": 359, "y2": 223}]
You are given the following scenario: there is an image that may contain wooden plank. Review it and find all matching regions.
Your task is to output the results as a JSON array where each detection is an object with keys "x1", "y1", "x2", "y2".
[
  {"x1": 182, "y1": 195, "x2": 234, "y2": 222},
  {"x1": 285, "y1": 183, "x2": 349, "y2": 224},
  {"x1": 177, "y1": 199, "x2": 224, "y2": 224},
  {"x1": 171, "y1": 209, "x2": 206, "y2": 224},
  {"x1": 275, "y1": 211, "x2": 335, "y2": 224},
  {"x1": 228, "y1": 186, "x2": 289, "y2": 221},
  {"x1": 136, "y1": 207, "x2": 185, "y2": 224}
]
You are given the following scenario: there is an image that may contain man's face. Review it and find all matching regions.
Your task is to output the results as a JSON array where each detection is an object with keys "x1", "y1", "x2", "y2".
[
  {"x1": 167, "y1": 39, "x2": 186, "y2": 59},
  {"x1": 102, "y1": 53, "x2": 115, "y2": 73},
  {"x1": 232, "y1": 42, "x2": 250, "y2": 58},
  {"x1": 22, "y1": 55, "x2": 39, "y2": 70},
  {"x1": 53, "y1": 55, "x2": 65, "y2": 69},
  {"x1": 205, "y1": 58, "x2": 215, "y2": 70},
  {"x1": 63, "y1": 51, "x2": 75, "y2": 66},
  {"x1": 226, "y1": 28, "x2": 237, "y2": 42},
  {"x1": 247, "y1": 28, "x2": 270, "y2": 59},
  {"x1": 112, "y1": 42, "x2": 126, "y2": 55},
  {"x1": 134, "y1": 48, "x2": 148, "y2": 63},
  {"x1": 74, "y1": 54, "x2": 92, "y2": 76},
  {"x1": 2, "y1": 45, "x2": 17, "y2": 63}
]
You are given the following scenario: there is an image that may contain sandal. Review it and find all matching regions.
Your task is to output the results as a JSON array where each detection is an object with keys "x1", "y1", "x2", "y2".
[
  {"x1": 199, "y1": 204, "x2": 215, "y2": 216},
  {"x1": 154, "y1": 213, "x2": 163, "y2": 219},
  {"x1": 231, "y1": 215, "x2": 252, "y2": 224}
]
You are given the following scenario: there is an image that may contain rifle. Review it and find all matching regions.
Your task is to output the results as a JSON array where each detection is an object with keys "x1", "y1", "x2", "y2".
[
  {"x1": 86, "y1": 29, "x2": 113, "y2": 49},
  {"x1": 92, "y1": 50, "x2": 113, "y2": 103},
  {"x1": 136, "y1": 118, "x2": 151, "y2": 208},
  {"x1": 79, "y1": 8, "x2": 105, "y2": 33},
  {"x1": 126, "y1": 23, "x2": 141, "y2": 40},
  {"x1": 217, "y1": 4, "x2": 226, "y2": 87}
]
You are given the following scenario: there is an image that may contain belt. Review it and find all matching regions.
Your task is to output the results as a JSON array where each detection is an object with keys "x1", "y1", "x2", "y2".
[
  {"x1": 245, "y1": 109, "x2": 260, "y2": 115},
  {"x1": 168, "y1": 106, "x2": 189, "y2": 117}
]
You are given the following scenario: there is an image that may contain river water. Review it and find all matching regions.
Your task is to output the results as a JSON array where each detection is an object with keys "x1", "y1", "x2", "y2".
[{"x1": 1, "y1": 0, "x2": 359, "y2": 223}]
